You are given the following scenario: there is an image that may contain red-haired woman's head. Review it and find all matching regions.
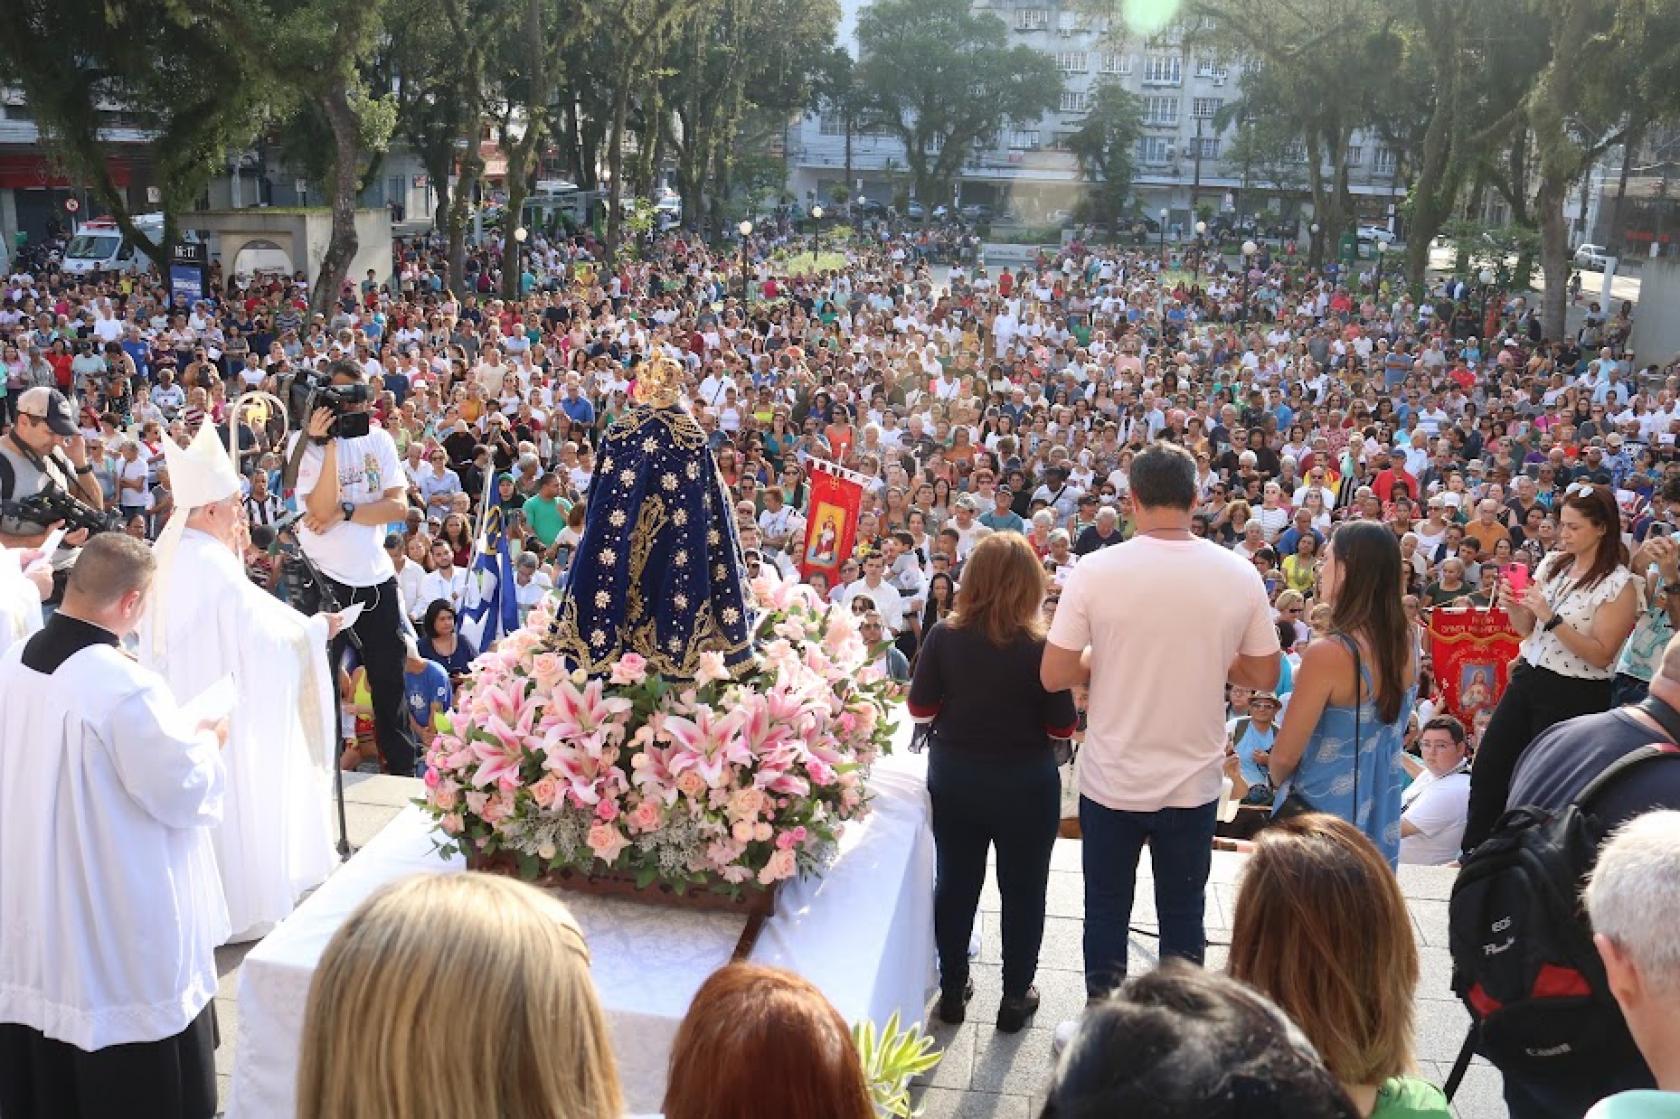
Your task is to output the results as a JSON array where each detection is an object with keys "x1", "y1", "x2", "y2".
[{"x1": 663, "y1": 963, "x2": 873, "y2": 1119}]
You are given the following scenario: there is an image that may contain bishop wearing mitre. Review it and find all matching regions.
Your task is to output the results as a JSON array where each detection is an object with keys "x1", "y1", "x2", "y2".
[{"x1": 139, "y1": 420, "x2": 341, "y2": 943}]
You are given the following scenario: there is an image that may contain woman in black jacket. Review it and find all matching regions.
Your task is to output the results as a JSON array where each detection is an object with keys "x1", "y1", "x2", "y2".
[{"x1": 909, "y1": 533, "x2": 1077, "y2": 1034}]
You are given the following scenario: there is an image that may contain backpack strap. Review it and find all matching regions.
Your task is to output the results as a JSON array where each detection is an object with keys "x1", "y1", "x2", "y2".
[
  {"x1": 0, "y1": 452, "x2": 13, "y2": 503},
  {"x1": 1576, "y1": 743, "x2": 1680, "y2": 809}
]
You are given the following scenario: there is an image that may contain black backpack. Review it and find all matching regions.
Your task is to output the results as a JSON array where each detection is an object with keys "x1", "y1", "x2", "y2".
[{"x1": 1446, "y1": 742, "x2": 1679, "y2": 1091}]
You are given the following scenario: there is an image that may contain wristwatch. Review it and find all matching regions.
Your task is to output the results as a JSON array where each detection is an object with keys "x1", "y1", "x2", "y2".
[
  {"x1": 1663, "y1": 582, "x2": 1680, "y2": 597},
  {"x1": 74, "y1": 464, "x2": 93, "y2": 475},
  {"x1": 1543, "y1": 614, "x2": 1564, "y2": 632},
  {"x1": 340, "y1": 501, "x2": 356, "y2": 523}
]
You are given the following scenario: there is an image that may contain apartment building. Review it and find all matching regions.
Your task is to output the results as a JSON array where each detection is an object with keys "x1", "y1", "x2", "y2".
[{"x1": 787, "y1": 0, "x2": 1405, "y2": 231}]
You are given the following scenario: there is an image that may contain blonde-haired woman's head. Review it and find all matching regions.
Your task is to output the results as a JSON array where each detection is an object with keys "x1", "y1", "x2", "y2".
[
  {"x1": 297, "y1": 873, "x2": 623, "y2": 1119},
  {"x1": 1227, "y1": 814, "x2": 1418, "y2": 1093},
  {"x1": 950, "y1": 531, "x2": 1047, "y2": 644}
]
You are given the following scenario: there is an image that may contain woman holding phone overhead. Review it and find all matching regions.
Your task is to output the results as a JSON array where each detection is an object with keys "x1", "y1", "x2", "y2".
[{"x1": 1462, "y1": 482, "x2": 1639, "y2": 853}]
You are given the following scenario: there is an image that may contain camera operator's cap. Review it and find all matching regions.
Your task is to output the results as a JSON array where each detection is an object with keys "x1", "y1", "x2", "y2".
[{"x1": 16, "y1": 387, "x2": 78, "y2": 436}]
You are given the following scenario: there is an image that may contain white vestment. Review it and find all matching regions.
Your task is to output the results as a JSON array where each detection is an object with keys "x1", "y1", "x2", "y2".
[
  {"x1": 0, "y1": 635, "x2": 228, "y2": 1048},
  {"x1": 140, "y1": 528, "x2": 337, "y2": 942},
  {"x1": 0, "y1": 547, "x2": 44, "y2": 657}
]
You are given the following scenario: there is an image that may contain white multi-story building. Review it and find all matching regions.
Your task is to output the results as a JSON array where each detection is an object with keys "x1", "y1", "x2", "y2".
[{"x1": 787, "y1": 0, "x2": 1405, "y2": 231}]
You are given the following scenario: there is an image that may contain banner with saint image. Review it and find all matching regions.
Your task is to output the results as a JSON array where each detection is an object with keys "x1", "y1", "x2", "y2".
[
  {"x1": 1428, "y1": 607, "x2": 1522, "y2": 740},
  {"x1": 800, "y1": 463, "x2": 864, "y2": 586}
]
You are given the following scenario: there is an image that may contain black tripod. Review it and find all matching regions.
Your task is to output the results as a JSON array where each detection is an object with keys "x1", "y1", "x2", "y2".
[{"x1": 289, "y1": 545, "x2": 361, "y2": 862}]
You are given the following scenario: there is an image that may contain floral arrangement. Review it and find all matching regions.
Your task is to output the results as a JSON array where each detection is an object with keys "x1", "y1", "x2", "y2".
[{"x1": 420, "y1": 575, "x2": 898, "y2": 895}]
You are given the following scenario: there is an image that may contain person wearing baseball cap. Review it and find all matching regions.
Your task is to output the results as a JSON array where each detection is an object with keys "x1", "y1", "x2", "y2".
[{"x1": 1, "y1": 386, "x2": 105, "y2": 564}]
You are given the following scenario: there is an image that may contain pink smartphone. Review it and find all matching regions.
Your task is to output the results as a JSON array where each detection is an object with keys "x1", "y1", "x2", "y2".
[{"x1": 1502, "y1": 564, "x2": 1530, "y2": 594}]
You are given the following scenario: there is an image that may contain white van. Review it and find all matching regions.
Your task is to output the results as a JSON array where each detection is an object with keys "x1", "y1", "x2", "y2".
[{"x1": 61, "y1": 214, "x2": 170, "y2": 276}]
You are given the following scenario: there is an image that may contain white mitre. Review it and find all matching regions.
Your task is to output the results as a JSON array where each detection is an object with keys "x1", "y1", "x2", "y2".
[{"x1": 148, "y1": 422, "x2": 244, "y2": 657}]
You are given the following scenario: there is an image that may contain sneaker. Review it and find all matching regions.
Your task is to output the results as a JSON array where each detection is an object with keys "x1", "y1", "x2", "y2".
[
  {"x1": 996, "y1": 985, "x2": 1040, "y2": 1033},
  {"x1": 936, "y1": 977, "x2": 975, "y2": 1025},
  {"x1": 1051, "y1": 1017, "x2": 1080, "y2": 1057},
  {"x1": 968, "y1": 918, "x2": 982, "y2": 959}
]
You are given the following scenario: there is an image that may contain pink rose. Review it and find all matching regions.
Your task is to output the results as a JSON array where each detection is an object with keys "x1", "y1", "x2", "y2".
[
  {"x1": 629, "y1": 799, "x2": 662, "y2": 833},
  {"x1": 610, "y1": 652, "x2": 649, "y2": 686},
  {"x1": 695, "y1": 650, "x2": 732, "y2": 686},
  {"x1": 423, "y1": 767, "x2": 441, "y2": 789},
  {"x1": 464, "y1": 790, "x2": 490, "y2": 817},
  {"x1": 433, "y1": 785, "x2": 459, "y2": 812},
  {"x1": 732, "y1": 820, "x2": 756, "y2": 843},
  {"x1": 595, "y1": 797, "x2": 621, "y2": 822},
  {"x1": 531, "y1": 652, "x2": 566, "y2": 687},
  {"x1": 440, "y1": 813, "x2": 464, "y2": 835},
  {"x1": 753, "y1": 821, "x2": 772, "y2": 842},
  {"x1": 675, "y1": 771, "x2": 706, "y2": 798},
  {"x1": 530, "y1": 774, "x2": 561, "y2": 809},
  {"x1": 728, "y1": 787, "x2": 766, "y2": 820},
  {"x1": 587, "y1": 822, "x2": 631, "y2": 864},
  {"x1": 756, "y1": 847, "x2": 798, "y2": 885}
]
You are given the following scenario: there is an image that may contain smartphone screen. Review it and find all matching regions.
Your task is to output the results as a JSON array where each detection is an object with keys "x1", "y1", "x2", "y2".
[{"x1": 1502, "y1": 563, "x2": 1530, "y2": 594}]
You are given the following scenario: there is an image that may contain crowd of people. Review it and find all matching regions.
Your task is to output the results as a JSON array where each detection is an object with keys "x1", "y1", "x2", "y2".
[{"x1": 2, "y1": 210, "x2": 1680, "y2": 1118}]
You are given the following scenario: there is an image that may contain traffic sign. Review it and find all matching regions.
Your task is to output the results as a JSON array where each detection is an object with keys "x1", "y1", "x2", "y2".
[{"x1": 64, "y1": 198, "x2": 80, "y2": 213}]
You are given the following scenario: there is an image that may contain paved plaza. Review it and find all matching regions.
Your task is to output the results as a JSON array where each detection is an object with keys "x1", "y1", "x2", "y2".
[{"x1": 210, "y1": 774, "x2": 1508, "y2": 1119}]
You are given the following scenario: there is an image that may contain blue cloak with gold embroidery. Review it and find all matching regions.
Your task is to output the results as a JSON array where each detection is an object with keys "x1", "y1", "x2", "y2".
[{"x1": 546, "y1": 403, "x2": 756, "y2": 680}]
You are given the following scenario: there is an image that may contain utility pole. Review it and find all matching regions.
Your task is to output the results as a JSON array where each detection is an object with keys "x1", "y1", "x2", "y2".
[{"x1": 1192, "y1": 116, "x2": 1204, "y2": 214}]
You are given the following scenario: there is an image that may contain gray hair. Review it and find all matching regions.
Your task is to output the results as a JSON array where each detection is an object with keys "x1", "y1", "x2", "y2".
[{"x1": 1585, "y1": 810, "x2": 1680, "y2": 994}]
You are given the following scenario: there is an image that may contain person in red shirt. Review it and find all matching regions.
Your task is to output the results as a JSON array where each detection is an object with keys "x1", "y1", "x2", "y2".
[
  {"x1": 1370, "y1": 449, "x2": 1418, "y2": 505},
  {"x1": 998, "y1": 268, "x2": 1014, "y2": 298}
]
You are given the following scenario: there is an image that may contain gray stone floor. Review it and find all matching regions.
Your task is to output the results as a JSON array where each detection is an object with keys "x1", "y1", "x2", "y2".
[{"x1": 212, "y1": 776, "x2": 1507, "y2": 1118}]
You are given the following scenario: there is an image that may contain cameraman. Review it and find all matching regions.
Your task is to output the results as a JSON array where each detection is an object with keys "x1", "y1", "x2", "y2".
[
  {"x1": 0, "y1": 388, "x2": 104, "y2": 579},
  {"x1": 292, "y1": 361, "x2": 419, "y2": 775}
]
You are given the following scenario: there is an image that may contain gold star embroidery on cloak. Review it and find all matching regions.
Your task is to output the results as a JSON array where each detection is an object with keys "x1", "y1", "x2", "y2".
[
  {"x1": 594, "y1": 590, "x2": 611, "y2": 608},
  {"x1": 590, "y1": 628, "x2": 608, "y2": 647},
  {"x1": 599, "y1": 547, "x2": 617, "y2": 565},
  {"x1": 601, "y1": 457, "x2": 613, "y2": 472},
  {"x1": 713, "y1": 563, "x2": 728, "y2": 580},
  {"x1": 661, "y1": 472, "x2": 679, "y2": 491},
  {"x1": 609, "y1": 510, "x2": 627, "y2": 528},
  {"x1": 674, "y1": 549, "x2": 689, "y2": 567},
  {"x1": 722, "y1": 606, "x2": 741, "y2": 625},
  {"x1": 673, "y1": 593, "x2": 689, "y2": 610},
  {"x1": 708, "y1": 528, "x2": 721, "y2": 545},
  {"x1": 643, "y1": 438, "x2": 660, "y2": 452},
  {"x1": 686, "y1": 462, "x2": 699, "y2": 480},
  {"x1": 619, "y1": 468, "x2": 635, "y2": 486},
  {"x1": 673, "y1": 509, "x2": 689, "y2": 526}
]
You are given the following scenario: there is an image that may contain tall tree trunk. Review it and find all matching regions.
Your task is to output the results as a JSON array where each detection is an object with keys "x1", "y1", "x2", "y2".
[
  {"x1": 1538, "y1": 174, "x2": 1570, "y2": 339},
  {"x1": 1608, "y1": 118, "x2": 1643, "y2": 252},
  {"x1": 501, "y1": 0, "x2": 550, "y2": 301},
  {"x1": 604, "y1": 80, "x2": 632, "y2": 263},
  {"x1": 447, "y1": 150, "x2": 483, "y2": 294},
  {"x1": 313, "y1": 84, "x2": 364, "y2": 316}
]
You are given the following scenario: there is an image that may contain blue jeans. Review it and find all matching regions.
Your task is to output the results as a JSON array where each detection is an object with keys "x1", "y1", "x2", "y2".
[{"x1": 1079, "y1": 795, "x2": 1217, "y2": 998}]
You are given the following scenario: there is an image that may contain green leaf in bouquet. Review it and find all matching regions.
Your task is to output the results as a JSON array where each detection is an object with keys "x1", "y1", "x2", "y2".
[{"x1": 853, "y1": 1011, "x2": 942, "y2": 1118}]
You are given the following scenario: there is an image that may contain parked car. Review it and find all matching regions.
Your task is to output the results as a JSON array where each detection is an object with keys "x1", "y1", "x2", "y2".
[
  {"x1": 1573, "y1": 243, "x2": 1611, "y2": 270},
  {"x1": 903, "y1": 200, "x2": 926, "y2": 220},
  {"x1": 1357, "y1": 224, "x2": 1397, "y2": 245},
  {"x1": 959, "y1": 203, "x2": 994, "y2": 223}
]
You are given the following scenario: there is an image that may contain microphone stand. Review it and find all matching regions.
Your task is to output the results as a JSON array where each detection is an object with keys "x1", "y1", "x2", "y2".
[{"x1": 291, "y1": 543, "x2": 359, "y2": 862}]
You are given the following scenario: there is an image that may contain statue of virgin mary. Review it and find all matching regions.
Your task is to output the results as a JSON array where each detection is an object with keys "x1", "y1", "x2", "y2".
[{"x1": 546, "y1": 355, "x2": 757, "y2": 680}]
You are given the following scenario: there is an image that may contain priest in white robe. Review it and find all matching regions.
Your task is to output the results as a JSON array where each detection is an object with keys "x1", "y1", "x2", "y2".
[
  {"x1": 0, "y1": 543, "x2": 49, "y2": 656},
  {"x1": 140, "y1": 420, "x2": 342, "y2": 943},
  {"x1": 0, "y1": 533, "x2": 229, "y2": 1119}
]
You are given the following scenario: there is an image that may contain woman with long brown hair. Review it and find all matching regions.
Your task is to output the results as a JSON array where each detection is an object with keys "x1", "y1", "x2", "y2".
[
  {"x1": 1266, "y1": 522, "x2": 1417, "y2": 867},
  {"x1": 663, "y1": 963, "x2": 872, "y2": 1119},
  {"x1": 1229, "y1": 815, "x2": 1450, "y2": 1118},
  {"x1": 1463, "y1": 482, "x2": 1638, "y2": 851},
  {"x1": 908, "y1": 532, "x2": 1077, "y2": 1032}
]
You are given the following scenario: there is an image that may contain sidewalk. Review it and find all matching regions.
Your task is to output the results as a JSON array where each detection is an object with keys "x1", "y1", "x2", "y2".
[{"x1": 210, "y1": 777, "x2": 1508, "y2": 1118}]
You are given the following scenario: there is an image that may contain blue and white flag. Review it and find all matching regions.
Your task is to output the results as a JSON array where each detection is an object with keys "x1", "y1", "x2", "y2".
[{"x1": 458, "y1": 504, "x2": 520, "y2": 651}]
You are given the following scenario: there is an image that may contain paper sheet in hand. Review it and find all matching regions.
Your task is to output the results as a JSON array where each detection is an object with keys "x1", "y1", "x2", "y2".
[
  {"x1": 180, "y1": 675, "x2": 237, "y2": 726},
  {"x1": 333, "y1": 602, "x2": 365, "y2": 630},
  {"x1": 26, "y1": 528, "x2": 66, "y2": 572}
]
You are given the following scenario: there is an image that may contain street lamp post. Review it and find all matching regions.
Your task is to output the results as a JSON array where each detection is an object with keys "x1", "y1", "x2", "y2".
[
  {"x1": 738, "y1": 219, "x2": 753, "y2": 302},
  {"x1": 1159, "y1": 207, "x2": 1169, "y2": 265},
  {"x1": 1309, "y1": 221, "x2": 1320, "y2": 269},
  {"x1": 1375, "y1": 239, "x2": 1387, "y2": 296},
  {"x1": 513, "y1": 225, "x2": 528, "y2": 294},
  {"x1": 1240, "y1": 238, "x2": 1258, "y2": 325},
  {"x1": 810, "y1": 204, "x2": 824, "y2": 265},
  {"x1": 1193, "y1": 220, "x2": 1207, "y2": 284},
  {"x1": 1479, "y1": 266, "x2": 1496, "y2": 328}
]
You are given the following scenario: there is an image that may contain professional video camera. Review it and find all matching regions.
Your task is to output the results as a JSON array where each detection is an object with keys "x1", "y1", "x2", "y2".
[
  {"x1": 3, "y1": 487, "x2": 123, "y2": 536},
  {"x1": 286, "y1": 367, "x2": 372, "y2": 441}
]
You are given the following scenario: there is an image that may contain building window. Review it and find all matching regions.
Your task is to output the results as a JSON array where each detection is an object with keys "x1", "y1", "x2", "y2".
[
  {"x1": 1060, "y1": 91, "x2": 1091, "y2": 113},
  {"x1": 1344, "y1": 145, "x2": 1362, "y2": 166},
  {"x1": 1143, "y1": 95, "x2": 1180, "y2": 126},
  {"x1": 818, "y1": 112, "x2": 845, "y2": 136},
  {"x1": 1195, "y1": 57, "x2": 1228, "y2": 80},
  {"x1": 1055, "y1": 51, "x2": 1088, "y2": 72},
  {"x1": 1143, "y1": 54, "x2": 1182, "y2": 85},
  {"x1": 1191, "y1": 97, "x2": 1222, "y2": 120},
  {"x1": 1136, "y1": 137, "x2": 1172, "y2": 165},
  {"x1": 1100, "y1": 52, "x2": 1132, "y2": 74},
  {"x1": 1015, "y1": 8, "x2": 1048, "y2": 30},
  {"x1": 1284, "y1": 140, "x2": 1308, "y2": 163},
  {"x1": 1051, "y1": 131, "x2": 1078, "y2": 150},
  {"x1": 1375, "y1": 148, "x2": 1398, "y2": 175},
  {"x1": 1195, "y1": 137, "x2": 1219, "y2": 159},
  {"x1": 1007, "y1": 129, "x2": 1041, "y2": 150}
]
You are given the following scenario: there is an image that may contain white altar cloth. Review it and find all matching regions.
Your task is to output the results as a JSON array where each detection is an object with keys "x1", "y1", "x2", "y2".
[{"x1": 226, "y1": 752, "x2": 934, "y2": 1116}]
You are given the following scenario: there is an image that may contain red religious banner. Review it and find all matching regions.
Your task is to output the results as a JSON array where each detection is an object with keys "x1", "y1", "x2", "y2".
[
  {"x1": 1428, "y1": 608, "x2": 1523, "y2": 737},
  {"x1": 800, "y1": 464, "x2": 864, "y2": 585}
]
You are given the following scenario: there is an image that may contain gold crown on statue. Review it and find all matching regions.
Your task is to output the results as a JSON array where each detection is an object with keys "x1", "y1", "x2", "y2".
[{"x1": 635, "y1": 355, "x2": 684, "y2": 408}]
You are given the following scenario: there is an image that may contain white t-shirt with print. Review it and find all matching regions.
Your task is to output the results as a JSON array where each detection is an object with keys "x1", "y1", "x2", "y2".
[{"x1": 294, "y1": 427, "x2": 403, "y2": 586}]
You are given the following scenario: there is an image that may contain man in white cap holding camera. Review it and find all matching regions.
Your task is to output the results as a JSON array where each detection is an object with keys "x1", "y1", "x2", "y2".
[{"x1": 139, "y1": 419, "x2": 344, "y2": 942}]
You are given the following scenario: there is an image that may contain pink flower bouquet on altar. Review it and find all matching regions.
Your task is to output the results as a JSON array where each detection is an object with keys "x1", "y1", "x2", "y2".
[{"x1": 419, "y1": 575, "x2": 898, "y2": 898}]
